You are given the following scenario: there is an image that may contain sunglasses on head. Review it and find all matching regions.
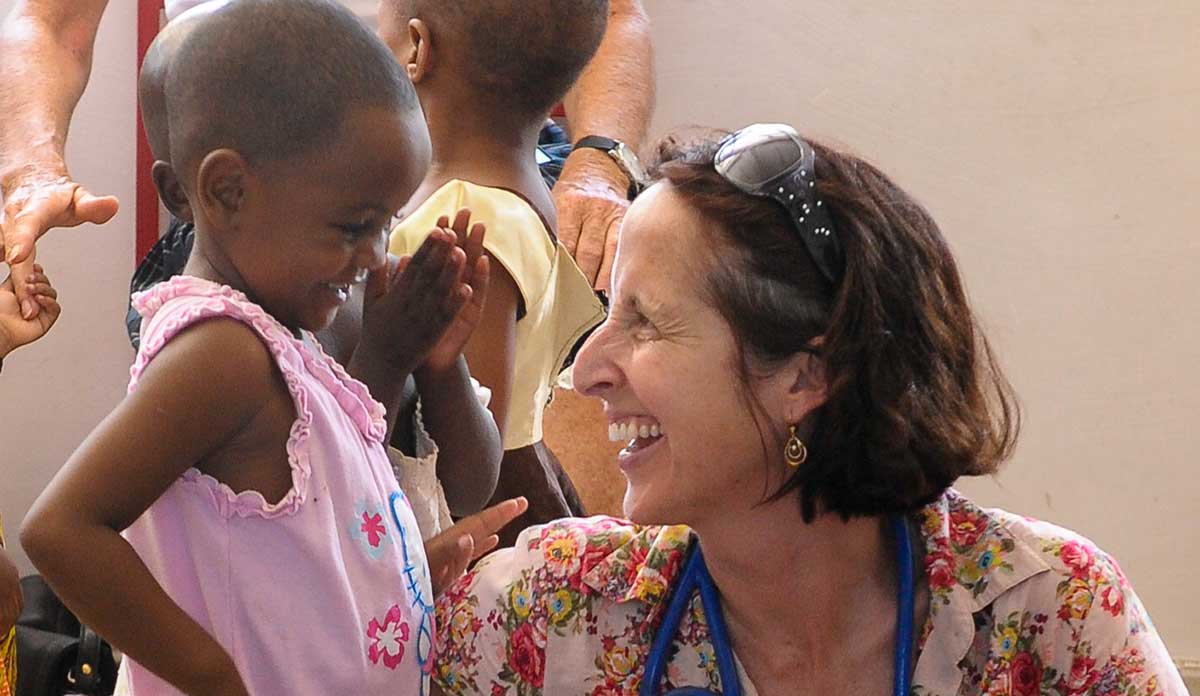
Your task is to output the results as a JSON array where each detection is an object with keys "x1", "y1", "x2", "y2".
[{"x1": 714, "y1": 123, "x2": 844, "y2": 285}]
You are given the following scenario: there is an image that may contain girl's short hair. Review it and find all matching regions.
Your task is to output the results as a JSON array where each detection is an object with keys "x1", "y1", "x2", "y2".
[{"x1": 649, "y1": 130, "x2": 1020, "y2": 521}]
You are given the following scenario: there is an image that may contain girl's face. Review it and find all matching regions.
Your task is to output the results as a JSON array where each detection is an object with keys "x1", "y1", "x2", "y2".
[
  {"x1": 218, "y1": 106, "x2": 430, "y2": 332},
  {"x1": 573, "y1": 184, "x2": 795, "y2": 527}
]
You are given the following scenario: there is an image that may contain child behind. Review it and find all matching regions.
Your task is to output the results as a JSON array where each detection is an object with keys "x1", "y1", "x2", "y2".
[
  {"x1": 22, "y1": 1, "x2": 471, "y2": 693},
  {"x1": 382, "y1": 0, "x2": 610, "y2": 545}
]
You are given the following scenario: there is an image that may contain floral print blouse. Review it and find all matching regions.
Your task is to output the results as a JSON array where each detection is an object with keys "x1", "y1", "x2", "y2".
[{"x1": 435, "y1": 489, "x2": 1186, "y2": 695}]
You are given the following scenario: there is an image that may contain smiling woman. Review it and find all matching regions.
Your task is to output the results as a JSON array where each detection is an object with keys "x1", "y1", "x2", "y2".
[{"x1": 429, "y1": 126, "x2": 1187, "y2": 696}]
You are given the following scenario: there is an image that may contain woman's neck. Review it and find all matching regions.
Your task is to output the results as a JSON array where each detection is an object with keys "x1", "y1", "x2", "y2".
[{"x1": 693, "y1": 500, "x2": 902, "y2": 691}]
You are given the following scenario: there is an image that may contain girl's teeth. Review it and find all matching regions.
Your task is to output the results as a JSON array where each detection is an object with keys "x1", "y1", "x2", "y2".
[
  {"x1": 639, "y1": 425, "x2": 650, "y2": 439},
  {"x1": 650, "y1": 424, "x2": 661, "y2": 437}
]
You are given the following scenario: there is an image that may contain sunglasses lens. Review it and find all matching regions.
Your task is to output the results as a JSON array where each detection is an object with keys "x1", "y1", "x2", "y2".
[{"x1": 715, "y1": 124, "x2": 806, "y2": 191}]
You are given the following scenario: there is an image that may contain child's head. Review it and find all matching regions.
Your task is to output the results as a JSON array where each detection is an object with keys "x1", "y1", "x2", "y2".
[
  {"x1": 139, "y1": 0, "x2": 231, "y2": 222},
  {"x1": 167, "y1": 0, "x2": 431, "y2": 332},
  {"x1": 379, "y1": 0, "x2": 609, "y2": 126}
]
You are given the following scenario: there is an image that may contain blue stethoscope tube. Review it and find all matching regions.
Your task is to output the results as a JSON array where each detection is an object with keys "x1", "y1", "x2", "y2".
[{"x1": 640, "y1": 515, "x2": 916, "y2": 696}]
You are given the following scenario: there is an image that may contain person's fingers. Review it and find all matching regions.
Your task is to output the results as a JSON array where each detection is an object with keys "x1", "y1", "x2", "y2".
[
  {"x1": 472, "y1": 533, "x2": 500, "y2": 561},
  {"x1": 450, "y1": 497, "x2": 528, "y2": 549},
  {"x1": 70, "y1": 188, "x2": 120, "y2": 226},
  {"x1": 450, "y1": 208, "x2": 472, "y2": 247},
  {"x1": 573, "y1": 208, "x2": 609, "y2": 287},
  {"x1": 35, "y1": 294, "x2": 61, "y2": 323},
  {"x1": 387, "y1": 255, "x2": 411, "y2": 293},
  {"x1": 431, "y1": 534, "x2": 475, "y2": 596},
  {"x1": 8, "y1": 256, "x2": 40, "y2": 320},
  {"x1": 594, "y1": 214, "x2": 624, "y2": 292},
  {"x1": 470, "y1": 255, "x2": 490, "y2": 309},
  {"x1": 27, "y1": 281, "x2": 56, "y2": 299},
  {"x1": 463, "y1": 222, "x2": 487, "y2": 280},
  {"x1": 365, "y1": 257, "x2": 392, "y2": 302},
  {"x1": 555, "y1": 196, "x2": 583, "y2": 256}
]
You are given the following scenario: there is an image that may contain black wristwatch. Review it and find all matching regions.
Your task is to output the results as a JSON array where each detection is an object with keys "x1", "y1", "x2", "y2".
[{"x1": 573, "y1": 135, "x2": 648, "y2": 200}]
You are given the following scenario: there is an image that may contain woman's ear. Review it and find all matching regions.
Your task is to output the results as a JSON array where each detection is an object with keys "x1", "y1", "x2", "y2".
[
  {"x1": 150, "y1": 160, "x2": 194, "y2": 222},
  {"x1": 406, "y1": 18, "x2": 433, "y2": 83},
  {"x1": 194, "y1": 149, "x2": 248, "y2": 230},
  {"x1": 781, "y1": 348, "x2": 829, "y2": 427}
]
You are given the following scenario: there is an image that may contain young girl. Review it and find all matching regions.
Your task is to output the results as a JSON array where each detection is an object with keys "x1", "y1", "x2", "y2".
[{"x1": 20, "y1": 2, "x2": 520, "y2": 694}]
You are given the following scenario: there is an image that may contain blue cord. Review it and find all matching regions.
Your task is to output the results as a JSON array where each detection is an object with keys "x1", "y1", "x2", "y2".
[{"x1": 643, "y1": 515, "x2": 916, "y2": 696}]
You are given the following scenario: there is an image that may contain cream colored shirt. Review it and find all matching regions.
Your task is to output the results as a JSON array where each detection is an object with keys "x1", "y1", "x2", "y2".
[{"x1": 390, "y1": 180, "x2": 605, "y2": 450}]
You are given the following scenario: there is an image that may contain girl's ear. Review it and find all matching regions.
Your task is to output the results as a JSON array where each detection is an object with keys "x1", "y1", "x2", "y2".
[
  {"x1": 150, "y1": 161, "x2": 194, "y2": 222},
  {"x1": 194, "y1": 148, "x2": 249, "y2": 229},
  {"x1": 406, "y1": 18, "x2": 433, "y2": 83}
]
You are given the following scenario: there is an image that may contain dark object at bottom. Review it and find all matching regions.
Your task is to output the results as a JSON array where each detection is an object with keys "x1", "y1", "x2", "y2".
[{"x1": 15, "y1": 576, "x2": 116, "y2": 696}]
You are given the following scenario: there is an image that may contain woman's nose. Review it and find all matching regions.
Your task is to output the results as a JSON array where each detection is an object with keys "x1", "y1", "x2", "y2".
[{"x1": 573, "y1": 319, "x2": 623, "y2": 399}]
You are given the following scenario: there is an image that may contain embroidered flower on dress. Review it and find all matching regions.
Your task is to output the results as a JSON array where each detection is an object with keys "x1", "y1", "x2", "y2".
[
  {"x1": 367, "y1": 604, "x2": 411, "y2": 670},
  {"x1": 348, "y1": 500, "x2": 391, "y2": 560}
]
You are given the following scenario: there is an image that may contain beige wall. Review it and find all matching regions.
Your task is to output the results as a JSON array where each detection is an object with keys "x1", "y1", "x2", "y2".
[
  {"x1": 642, "y1": 0, "x2": 1199, "y2": 663},
  {"x1": 0, "y1": 0, "x2": 137, "y2": 565},
  {"x1": 0, "y1": 0, "x2": 1195, "y2": 674}
]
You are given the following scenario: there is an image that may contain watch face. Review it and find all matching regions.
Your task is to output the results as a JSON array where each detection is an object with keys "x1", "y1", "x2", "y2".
[{"x1": 612, "y1": 142, "x2": 649, "y2": 187}]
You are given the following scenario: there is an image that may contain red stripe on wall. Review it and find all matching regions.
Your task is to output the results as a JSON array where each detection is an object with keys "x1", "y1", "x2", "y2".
[{"x1": 135, "y1": 1, "x2": 162, "y2": 263}]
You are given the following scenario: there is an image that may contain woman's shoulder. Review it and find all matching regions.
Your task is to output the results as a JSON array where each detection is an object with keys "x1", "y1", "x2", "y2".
[{"x1": 919, "y1": 491, "x2": 1185, "y2": 694}]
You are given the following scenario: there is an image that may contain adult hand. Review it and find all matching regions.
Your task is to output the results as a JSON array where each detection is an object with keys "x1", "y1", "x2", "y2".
[
  {"x1": 0, "y1": 264, "x2": 62, "y2": 361},
  {"x1": 420, "y1": 209, "x2": 490, "y2": 374},
  {"x1": 426, "y1": 497, "x2": 528, "y2": 596},
  {"x1": 0, "y1": 171, "x2": 118, "y2": 319},
  {"x1": 553, "y1": 148, "x2": 630, "y2": 291}
]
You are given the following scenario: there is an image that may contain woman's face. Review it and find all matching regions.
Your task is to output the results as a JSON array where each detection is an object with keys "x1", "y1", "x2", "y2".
[{"x1": 573, "y1": 183, "x2": 794, "y2": 527}]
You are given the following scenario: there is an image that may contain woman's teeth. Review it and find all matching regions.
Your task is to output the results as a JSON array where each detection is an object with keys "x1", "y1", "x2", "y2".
[{"x1": 608, "y1": 419, "x2": 664, "y2": 443}]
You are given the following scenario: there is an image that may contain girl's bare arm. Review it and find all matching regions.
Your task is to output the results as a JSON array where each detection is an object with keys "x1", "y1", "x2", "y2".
[{"x1": 20, "y1": 319, "x2": 276, "y2": 696}]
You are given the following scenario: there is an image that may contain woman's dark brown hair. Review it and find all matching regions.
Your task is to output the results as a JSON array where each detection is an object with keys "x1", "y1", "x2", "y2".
[{"x1": 650, "y1": 130, "x2": 1020, "y2": 521}]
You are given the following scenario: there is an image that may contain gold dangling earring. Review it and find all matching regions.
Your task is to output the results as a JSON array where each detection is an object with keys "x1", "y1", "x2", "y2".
[{"x1": 785, "y1": 425, "x2": 808, "y2": 468}]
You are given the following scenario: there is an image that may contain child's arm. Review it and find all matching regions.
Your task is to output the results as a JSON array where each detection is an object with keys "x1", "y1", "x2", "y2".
[
  {"x1": 0, "y1": 264, "x2": 61, "y2": 369},
  {"x1": 461, "y1": 267, "x2": 519, "y2": 447},
  {"x1": 20, "y1": 320, "x2": 275, "y2": 696},
  {"x1": 413, "y1": 210, "x2": 503, "y2": 515}
]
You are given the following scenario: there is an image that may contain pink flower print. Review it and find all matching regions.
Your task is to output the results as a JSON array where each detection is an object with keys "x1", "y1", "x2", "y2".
[
  {"x1": 367, "y1": 604, "x2": 411, "y2": 670},
  {"x1": 349, "y1": 500, "x2": 391, "y2": 561},
  {"x1": 360, "y1": 511, "x2": 387, "y2": 548}
]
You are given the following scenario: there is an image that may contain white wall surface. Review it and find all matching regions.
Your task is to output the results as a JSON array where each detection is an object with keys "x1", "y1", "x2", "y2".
[{"x1": 644, "y1": 0, "x2": 1199, "y2": 663}]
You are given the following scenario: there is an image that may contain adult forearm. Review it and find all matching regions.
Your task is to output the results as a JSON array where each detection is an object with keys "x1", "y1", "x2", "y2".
[
  {"x1": 0, "y1": 2, "x2": 108, "y2": 183},
  {"x1": 415, "y1": 358, "x2": 502, "y2": 516},
  {"x1": 563, "y1": 0, "x2": 654, "y2": 148},
  {"x1": 20, "y1": 522, "x2": 248, "y2": 695}
]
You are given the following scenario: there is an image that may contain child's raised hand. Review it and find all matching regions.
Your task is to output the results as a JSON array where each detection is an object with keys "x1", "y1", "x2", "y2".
[
  {"x1": 421, "y1": 208, "x2": 490, "y2": 374},
  {"x1": 426, "y1": 497, "x2": 528, "y2": 596},
  {"x1": 0, "y1": 263, "x2": 61, "y2": 360},
  {"x1": 358, "y1": 227, "x2": 469, "y2": 377}
]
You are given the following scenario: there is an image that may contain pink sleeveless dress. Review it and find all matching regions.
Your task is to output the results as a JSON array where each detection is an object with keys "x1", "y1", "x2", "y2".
[{"x1": 121, "y1": 276, "x2": 434, "y2": 695}]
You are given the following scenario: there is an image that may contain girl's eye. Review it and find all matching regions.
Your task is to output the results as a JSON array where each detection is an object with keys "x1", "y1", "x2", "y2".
[{"x1": 339, "y1": 221, "x2": 381, "y2": 239}]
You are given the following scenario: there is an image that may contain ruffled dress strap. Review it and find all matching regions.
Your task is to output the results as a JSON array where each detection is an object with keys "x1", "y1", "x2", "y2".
[{"x1": 127, "y1": 275, "x2": 386, "y2": 519}]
